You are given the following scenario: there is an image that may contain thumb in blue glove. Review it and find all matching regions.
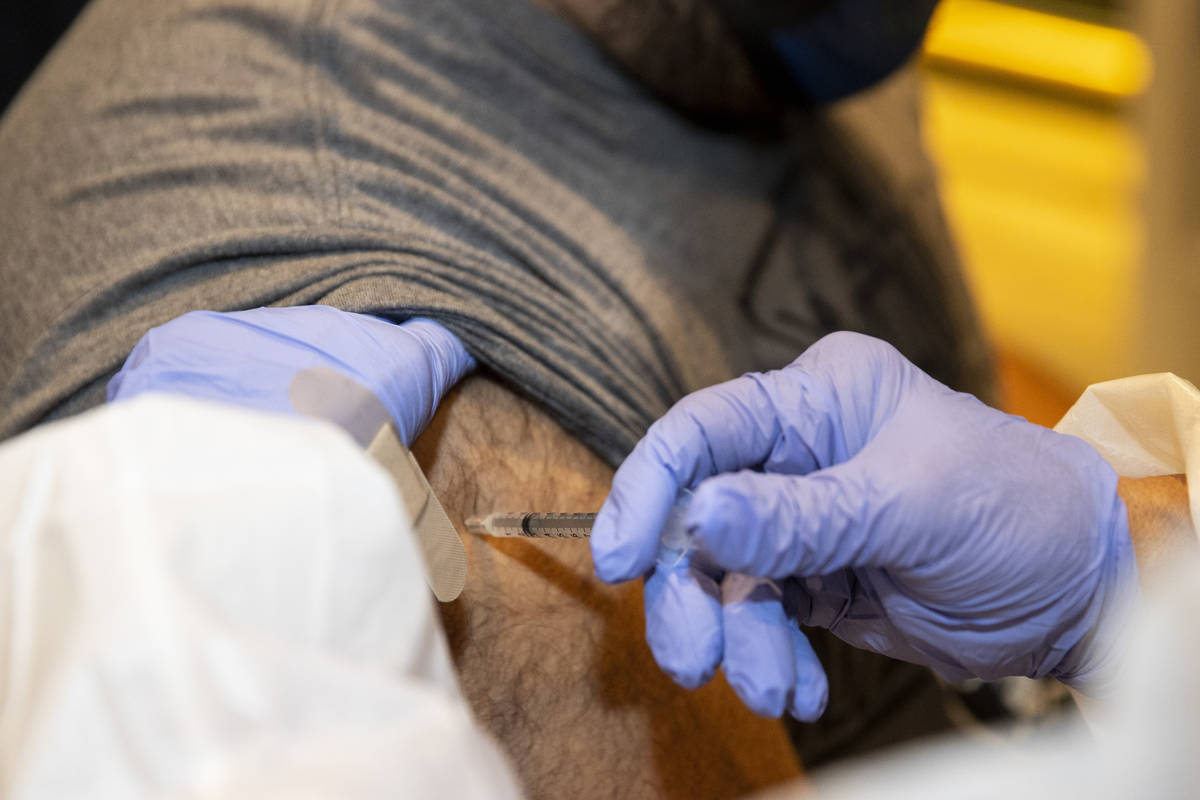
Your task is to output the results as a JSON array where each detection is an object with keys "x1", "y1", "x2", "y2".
[
  {"x1": 108, "y1": 306, "x2": 475, "y2": 447},
  {"x1": 592, "y1": 331, "x2": 1138, "y2": 719}
]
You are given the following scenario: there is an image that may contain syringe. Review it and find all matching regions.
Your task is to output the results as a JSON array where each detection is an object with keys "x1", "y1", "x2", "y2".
[
  {"x1": 465, "y1": 512, "x2": 596, "y2": 539},
  {"x1": 465, "y1": 490, "x2": 695, "y2": 568}
]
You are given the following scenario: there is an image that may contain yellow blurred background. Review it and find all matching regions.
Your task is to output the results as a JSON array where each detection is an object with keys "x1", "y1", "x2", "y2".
[{"x1": 917, "y1": 0, "x2": 1153, "y2": 424}]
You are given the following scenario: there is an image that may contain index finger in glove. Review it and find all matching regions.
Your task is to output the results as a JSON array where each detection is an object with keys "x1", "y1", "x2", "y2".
[
  {"x1": 593, "y1": 372, "x2": 819, "y2": 582},
  {"x1": 592, "y1": 331, "x2": 918, "y2": 583}
]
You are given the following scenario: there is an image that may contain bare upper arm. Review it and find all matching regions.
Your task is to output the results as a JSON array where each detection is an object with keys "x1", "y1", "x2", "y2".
[{"x1": 413, "y1": 374, "x2": 804, "y2": 799}]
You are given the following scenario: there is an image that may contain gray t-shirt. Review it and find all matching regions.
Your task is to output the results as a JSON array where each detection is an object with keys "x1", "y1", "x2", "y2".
[{"x1": 0, "y1": 0, "x2": 988, "y2": 464}]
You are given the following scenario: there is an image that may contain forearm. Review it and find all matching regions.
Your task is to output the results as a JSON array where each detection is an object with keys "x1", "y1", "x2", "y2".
[{"x1": 1117, "y1": 475, "x2": 1198, "y2": 585}]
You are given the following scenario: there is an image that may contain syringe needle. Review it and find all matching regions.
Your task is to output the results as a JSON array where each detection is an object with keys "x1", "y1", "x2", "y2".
[{"x1": 464, "y1": 514, "x2": 495, "y2": 536}]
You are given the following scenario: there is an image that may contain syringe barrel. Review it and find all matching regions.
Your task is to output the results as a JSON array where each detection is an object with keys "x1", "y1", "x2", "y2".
[
  {"x1": 465, "y1": 512, "x2": 595, "y2": 538},
  {"x1": 465, "y1": 491, "x2": 693, "y2": 562}
]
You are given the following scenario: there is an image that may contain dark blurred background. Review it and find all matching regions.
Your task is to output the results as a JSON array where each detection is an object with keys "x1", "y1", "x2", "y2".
[{"x1": 1, "y1": 0, "x2": 91, "y2": 113}]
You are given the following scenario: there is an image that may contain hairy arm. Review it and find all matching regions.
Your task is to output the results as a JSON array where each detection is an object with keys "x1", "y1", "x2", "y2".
[
  {"x1": 1118, "y1": 474, "x2": 1197, "y2": 584},
  {"x1": 412, "y1": 375, "x2": 803, "y2": 800}
]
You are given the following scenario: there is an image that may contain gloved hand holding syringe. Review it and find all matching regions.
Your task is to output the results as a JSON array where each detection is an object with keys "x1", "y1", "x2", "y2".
[{"x1": 469, "y1": 488, "x2": 801, "y2": 721}]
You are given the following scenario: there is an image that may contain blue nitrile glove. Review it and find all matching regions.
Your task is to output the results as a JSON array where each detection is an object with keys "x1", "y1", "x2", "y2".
[
  {"x1": 108, "y1": 306, "x2": 475, "y2": 447},
  {"x1": 591, "y1": 332, "x2": 1138, "y2": 721}
]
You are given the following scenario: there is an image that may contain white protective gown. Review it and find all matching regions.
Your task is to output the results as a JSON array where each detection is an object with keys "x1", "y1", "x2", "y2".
[{"x1": 0, "y1": 394, "x2": 521, "y2": 799}]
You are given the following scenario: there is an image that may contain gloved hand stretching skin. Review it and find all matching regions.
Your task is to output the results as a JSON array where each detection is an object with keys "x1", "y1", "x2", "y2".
[
  {"x1": 108, "y1": 306, "x2": 475, "y2": 447},
  {"x1": 591, "y1": 332, "x2": 1138, "y2": 721}
]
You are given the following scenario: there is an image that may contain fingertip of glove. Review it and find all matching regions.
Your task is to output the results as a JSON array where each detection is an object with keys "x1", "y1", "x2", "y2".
[
  {"x1": 662, "y1": 662, "x2": 718, "y2": 691},
  {"x1": 591, "y1": 489, "x2": 672, "y2": 582},
  {"x1": 646, "y1": 625, "x2": 721, "y2": 690},
  {"x1": 589, "y1": 515, "x2": 639, "y2": 583},
  {"x1": 726, "y1": 672, "x2": 789, "y2": 718},
  {"x1": 788, "y1": 666, "x2": 830, "y2": 722},
  {"x1": 788, "y1": 686, "x2": 828, "y2": 723}
]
